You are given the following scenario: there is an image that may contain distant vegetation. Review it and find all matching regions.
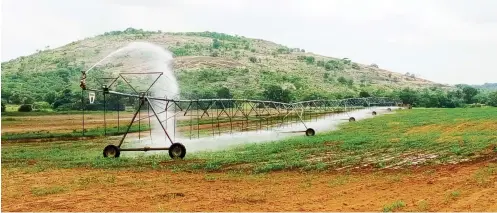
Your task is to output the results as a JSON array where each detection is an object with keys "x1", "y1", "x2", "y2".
[
  {"x1": 472, "y1": 83, "x2": 497, "y2": 91},
  {"x1": 1, "y1": 28, "x2": 494, "y2": 113},
  {"x1": 396, "y1": 85, "x2": 497, "y2": 108}
]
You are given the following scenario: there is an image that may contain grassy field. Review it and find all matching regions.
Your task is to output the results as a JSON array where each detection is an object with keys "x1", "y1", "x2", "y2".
[{"x1": 2, "y1": 108, "x2": 496, "y2": 173}]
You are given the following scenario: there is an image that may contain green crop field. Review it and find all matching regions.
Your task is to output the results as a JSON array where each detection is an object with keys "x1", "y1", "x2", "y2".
[{"x1": 3, "y1": 108, "x2": 496, "y2": 174}]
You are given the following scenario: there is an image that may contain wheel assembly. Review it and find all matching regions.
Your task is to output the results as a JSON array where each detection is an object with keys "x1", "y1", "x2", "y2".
[
  {"x1": 305, "y1": 128, "x2": 315, "y2": 136},
  {"x1": 372, "y1": 111, "x2": 377, "y2": 116},
  {"x1": 103, "y1": 145, "x2": 120, "y2": 158},
  {"x1": 168, "y1": 143, "x2": 186, "y2": 159},
  {"x1": 349, "y1": 117, "x2": 356, "y2": 122}
]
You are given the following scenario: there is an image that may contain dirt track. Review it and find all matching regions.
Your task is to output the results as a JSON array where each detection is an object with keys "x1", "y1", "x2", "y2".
[{"x1": 2, "y1": 159, "x2": 496, "y2": 212}]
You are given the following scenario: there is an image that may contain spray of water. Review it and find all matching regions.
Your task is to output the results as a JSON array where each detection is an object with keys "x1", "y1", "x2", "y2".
[
  {"x1": 180, "y1": 107, "x2": 397, "y2": 153},
  {"x1": 86, "y1": 41, "x2": 179, "y2": 149}
]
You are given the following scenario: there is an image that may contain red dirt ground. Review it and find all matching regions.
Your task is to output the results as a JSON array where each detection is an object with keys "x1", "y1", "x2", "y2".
[{"x1": 2, "y1": 158, "x2": 496, "y2": 212}]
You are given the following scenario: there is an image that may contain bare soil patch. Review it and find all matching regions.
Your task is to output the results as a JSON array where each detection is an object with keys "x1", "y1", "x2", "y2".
[{"x1": 2, "y1": 159, "x2": 496, "y2": 212}]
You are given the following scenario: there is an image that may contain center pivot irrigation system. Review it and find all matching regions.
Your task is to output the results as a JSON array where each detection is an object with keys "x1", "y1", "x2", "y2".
[{"x1": 79, "y1": 71, "x2": 401, "y2": 160}]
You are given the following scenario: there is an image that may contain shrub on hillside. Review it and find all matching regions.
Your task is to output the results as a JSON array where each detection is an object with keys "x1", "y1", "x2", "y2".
[
  {"x1": 325, "y1": 60, "x2": 344, "y2": 71},
  {"x1": 351, "y1": 63, "x2": 360, "y2": 70},
  {"x1": 337, "y1": 77, "x2": 348, "y2": 84},
  {"x1": 249, "y1": 57, "x2": 257, "y2": 63},
  {"x1": 305, "y1": 56, "x2": 315, "y2": 64},
  {"x1": 18, "y1": 104, "x2": 33, "y2": 112},
  {"x1": 212, "y1": 39, "x2": 221, "y2": 49},
  {"x1": 277, "y1": 48, "x2": 290, "y2": 54},
  {"x1": 342, "y1": 58, "x2": 352, "y2": 65}
]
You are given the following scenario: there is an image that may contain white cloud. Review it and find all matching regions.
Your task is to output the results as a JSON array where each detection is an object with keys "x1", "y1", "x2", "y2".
[{"x1": 1, "y1": 0, "x2": 496, "y2": 85}]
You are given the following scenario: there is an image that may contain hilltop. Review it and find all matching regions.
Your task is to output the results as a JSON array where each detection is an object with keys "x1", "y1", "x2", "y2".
[{"x1": 1, "y1": 28, "x2": 451, "y2": 106}]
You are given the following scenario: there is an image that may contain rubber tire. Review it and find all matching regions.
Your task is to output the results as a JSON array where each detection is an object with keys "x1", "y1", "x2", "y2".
[
  {"x1": 103, "y1": 145, "x2": 120, "y2": 158},
  {"x1": 349, "y1": 117, "x2": 356, "y2": 122},
  {"x1": 168, "y1": 143, "x2": 186, "y2": 159},
  {"x1": 372, "y1": 111, "x2": 377, "y2": 116},
  {"x1": 305, "y1": 128, "x2": 315, "y2": 136}
]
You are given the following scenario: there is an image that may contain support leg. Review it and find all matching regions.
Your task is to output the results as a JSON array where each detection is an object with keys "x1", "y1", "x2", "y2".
[{"x1": 117, "y1": 99, "x2": 145, "y2": 148}]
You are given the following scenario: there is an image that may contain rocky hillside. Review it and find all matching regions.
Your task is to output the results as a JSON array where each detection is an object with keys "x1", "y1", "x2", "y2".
[{"x1": 1, "y1": 28, "x2": 450, "y2": 104}]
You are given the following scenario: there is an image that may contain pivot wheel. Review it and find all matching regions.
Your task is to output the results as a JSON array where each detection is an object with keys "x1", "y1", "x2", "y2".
[
  {"x1": 305, "y1": 128, "x2": 316, "y2": 136},
  {"x1": 168, "y1": 143, "x2": 186, "y2": 159},
  {"x1": 349, "y1": 117, "x2": 356, "y2": 122},
  {"x1": 372, "y1": 111, "x2": 377, "y2": 116},
  {"x1": 103, "y1": 145, "x2": 120, "y2": 158}
]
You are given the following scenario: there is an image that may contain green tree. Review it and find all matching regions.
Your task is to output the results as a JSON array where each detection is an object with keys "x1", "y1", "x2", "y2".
[
  {"x1": 359, "y1": 91, "x2": 371, "y2": 97},
  {"x1": 398, "y1": 88, "x2": 419, "y2": 105},
  {"x1": 216, "y1": 87, "x2": 233, "y2": 99},
  {"x1": 215, "y1": 87, "x2": 234, "y2": 108},
  {"x1": 487, "y1": 91, "x2": 497, "y2": 107},
  {"x1": 263, "y1": 85, "x2": 293, "y2": 103},
  {"x1": 462, "y1": 86, "x2": 479, "y2": 104},
  {"x1": 44, "y1": 91, "x2": 57, "y2": 104}
]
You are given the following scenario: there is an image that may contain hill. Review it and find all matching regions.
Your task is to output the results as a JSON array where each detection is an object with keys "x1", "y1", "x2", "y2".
[{"x1": 1, "y1": 28, "x2": 451, "y2": 107}]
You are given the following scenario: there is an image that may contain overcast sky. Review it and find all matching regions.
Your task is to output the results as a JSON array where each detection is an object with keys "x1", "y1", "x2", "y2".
[{"x1": 2, "y1": 0, "x2": 497, "y2": 85}]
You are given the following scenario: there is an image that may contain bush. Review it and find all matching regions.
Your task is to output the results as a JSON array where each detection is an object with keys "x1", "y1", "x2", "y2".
[
  {"x1": 337, "y1": 77, "x2": 348, "y2": 84},
  {"x1": 18, "y1": 104, "x2": 33, "y2": 112},
  {"x1": 277, "y1": 48, "x2": 290, "y2": 54},
  {"x1": 212, "y1": 39, "x2": 221, "y2": 49},
  {"x1": 305, "y1": 56, "x2": 315, "y2": 64},
  {"x1": 351, "y1": 63, "x2": 360, "y2": 70},
  {"x1": 211, "y1": 51, "x2": 219, "y2": 57},
  {"x1": 171, "y1": 47, "x2": 190, "y2": 56},
  {"x1": 249, "y1": 57, "x2": 257, "y2": 63},
  {"x1": 33, "y1": 101, "x2": 51, "y2": 111},
  {"x1": 325, "y1": 60, "x2": 344, "y2": 71},
  {"x1": 342, "y1": 58, "x2": 351, "y2": 65},
  {"x1": 1, "y1": 102, "x2": 5, "y2": 112},
  {"x1": 359, "y1": 91, "x2": 371, "y2": 97}
]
